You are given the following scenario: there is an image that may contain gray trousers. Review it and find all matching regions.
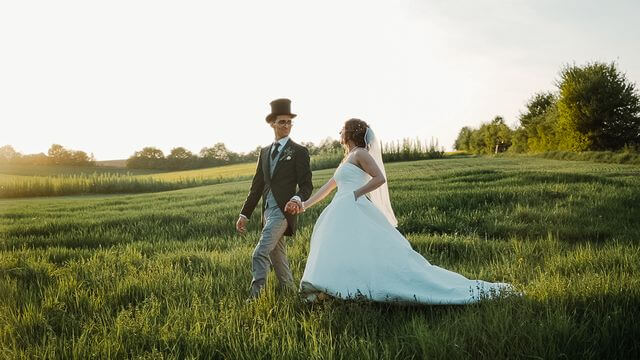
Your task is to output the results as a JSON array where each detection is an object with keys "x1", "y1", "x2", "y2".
[{"x1": 249, "y1": 204, "x2": 294, "y2": 297}]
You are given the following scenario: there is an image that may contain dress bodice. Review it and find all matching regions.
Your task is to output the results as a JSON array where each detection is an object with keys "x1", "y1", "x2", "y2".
[{"x1": 333, "y1": 162, "x2": 371, "y2": 197}]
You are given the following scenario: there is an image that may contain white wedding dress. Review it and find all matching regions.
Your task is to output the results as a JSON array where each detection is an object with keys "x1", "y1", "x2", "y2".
[{"x1": 299, "y1": 161, "x2": 514, "y2": 304}]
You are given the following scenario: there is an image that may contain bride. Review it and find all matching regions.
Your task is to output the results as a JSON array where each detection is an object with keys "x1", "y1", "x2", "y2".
[{"x1": 286, "y1": 118, "x2": 514, "y2": 304}]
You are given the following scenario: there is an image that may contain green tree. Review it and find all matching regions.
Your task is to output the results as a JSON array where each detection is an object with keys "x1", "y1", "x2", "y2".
[
  {"x1": 468, "y1": 127, "x2": 486, "y2": 154},
  {"x1": 301, "y1": 141, "x2": 319, "y2": 155},
  {"x1": 317, "y1": 137, "x2": 342, "y2": 153},
  {"x1": 492, "y1": 116, "x2": 513, "y2": 152},
  {"x1": 527, "y1": 105, "x2": 560, "y2": 152},
  {"x1": 246, "y1": 146, "x2": 262, "y2": 160},
  {"x1": 69, "y1": 150, "x2": 95, "y2": 166},
  {"x1": 20, "y1": 153, "x2": 49, "y2": 165},
  {"x1": 519, "y1": 92, "x2": 556, "y2": 129},
  {"x1": 126, "y1": 147, "x2": 165, "y2": 169},
  {"x1": 516, "y1": 92, "x2": 557, "y2": 153},
  {"x1": 0, "y1": 145, "x2": 20, "y2": 163},
  {"x1": 453, "y1": 127, "x2": 473, "y2": 151},
  {"x1": 479, "y1": 116, "x2": 512, "y2": 154},
  {"x1": 200, "y1": 143, "x2": 231, "y2": 167},
  {"x1": 47, "y1": 144, "x2": 71, "y2": 165},
  {"x1": 556, "y1": 61, "x2": 640, "y2": 151},
  {"x1": 167, "y1": 147, "x2": 197, "y2": 170},
  {"x1": 509, "y1": 127, "x2": 528, "y2": 153},
  {"x1": 457, "y1": 116, "x2": 513, "y2": 154}
]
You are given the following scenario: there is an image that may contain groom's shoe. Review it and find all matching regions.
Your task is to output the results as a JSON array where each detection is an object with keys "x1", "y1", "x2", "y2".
[
  {"x1": 245, "y1": 285, "x2": 265, "y2": 303},
  {"x1": 245, "y1": 292, "x2": 261, "y2": 304}
]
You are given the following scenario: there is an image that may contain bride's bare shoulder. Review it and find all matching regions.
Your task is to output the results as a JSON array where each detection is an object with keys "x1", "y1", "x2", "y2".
[{"x1": 354, "y1": 147, "x2": 374, "y2": 162}]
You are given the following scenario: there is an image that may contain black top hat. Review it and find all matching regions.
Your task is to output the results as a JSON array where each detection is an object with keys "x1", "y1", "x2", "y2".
[{"x1": 265, "y1": 98, "x2": 297, "y2": 123}]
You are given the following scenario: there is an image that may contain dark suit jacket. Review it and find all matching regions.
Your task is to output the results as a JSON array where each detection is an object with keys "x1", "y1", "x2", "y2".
[{"x1": 240, "y1": 140, "x2": 313, "y2": 236}]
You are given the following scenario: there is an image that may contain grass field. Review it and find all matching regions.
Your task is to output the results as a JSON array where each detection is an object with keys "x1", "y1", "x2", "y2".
[
  {"x1": 1, "y1": 157, "x2": 639, "y2": 359},
  {"x1": 134, "y1": 163, "x2": 256, "y2": 181},
  {"x1": 0, "y1": 146, "x2": 443, "y2": 199},
  {"x1": 0, "y1": 163, "x2": 257, "y2": 199},
  {"x1": 0, "y1": 164, "x2": 161, "y2": 177}
]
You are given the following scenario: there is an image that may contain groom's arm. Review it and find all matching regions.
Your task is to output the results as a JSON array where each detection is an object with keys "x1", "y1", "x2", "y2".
[
  {"x1": 240, "y1": 151, "x2": 265, "y2": 219},
  {"x1": 294, "y1": 146, "x2": 313, "y2": 201}
]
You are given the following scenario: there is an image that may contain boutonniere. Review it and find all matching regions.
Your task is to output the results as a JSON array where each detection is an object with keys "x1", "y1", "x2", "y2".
[{"x1": 280, "y1": 147, "x2": 295, "y2": 161}]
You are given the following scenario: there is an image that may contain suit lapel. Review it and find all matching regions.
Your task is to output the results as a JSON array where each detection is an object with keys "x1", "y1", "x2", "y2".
[
  {"x1": 271, "y1": 140, "x2": 292, "y2": 178},
  {"x1": 261, "y1": 145, "x2": 271, "y2": 180}
]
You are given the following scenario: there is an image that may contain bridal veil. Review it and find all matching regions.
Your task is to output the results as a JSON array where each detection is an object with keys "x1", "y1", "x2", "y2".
[{"x1": 364, "y1": 127, "x2": 398, "y2": 227}]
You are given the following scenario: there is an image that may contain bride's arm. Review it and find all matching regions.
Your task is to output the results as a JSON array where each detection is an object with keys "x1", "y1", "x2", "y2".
[
  {"x1": 302, "y1": 178, "x2": 337, "y2": 210},
  {"x1": 353, "y1": 149, "x2": 386, "y2": 200}
]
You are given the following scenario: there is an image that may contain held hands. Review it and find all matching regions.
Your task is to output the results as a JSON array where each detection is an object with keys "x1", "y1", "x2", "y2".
[
  {"x1": 285, "y1": 198, "x2": 304, "y2": 215},
  {"x1": 284, "y1": 201, "x2": 299, "y2": 214}
]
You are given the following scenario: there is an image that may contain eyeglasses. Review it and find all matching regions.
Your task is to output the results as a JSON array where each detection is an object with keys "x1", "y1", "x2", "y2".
[{"x1": 276, "y1": 120, "x2": 293, "y2": 126}]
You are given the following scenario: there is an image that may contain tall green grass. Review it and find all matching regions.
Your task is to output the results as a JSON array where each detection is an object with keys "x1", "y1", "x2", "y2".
[
  {"x1": 311, "y1": 139, "x2": 446, "y2": 171},
  {"x1": 501, "y1": 150, "x2": 640, "y2": 165},
  {"x1": 0, "y1": 163, "x2": 160, "y2": 177},
  {"x1": 0, "y1": 157, "x2": 638, "y2": 358},
  {"x1": 1, "y1": 142, "x2": 445, "y2": 199},
  {"x1": 310, "y1": 152, "x2": 343, "y2": 171},
  {"x1": 0, "y1": 163, "x2": 258, "y2": 199},
  {"x1": 0, "y1": 173, "x2": 252, "y2": 199},
  {"x1": 383, "y1": 137, "x2": 444, "y2": 162}
]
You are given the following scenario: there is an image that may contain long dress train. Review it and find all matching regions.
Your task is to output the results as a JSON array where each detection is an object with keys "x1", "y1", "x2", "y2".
[{"x1": 300, "y1": 162, "x2": 514, "y2": 304}]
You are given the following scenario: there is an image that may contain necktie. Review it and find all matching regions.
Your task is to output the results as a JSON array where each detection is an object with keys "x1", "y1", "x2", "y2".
[{"x1": 271, "y1": 142, "x2": 280, "y2": 160}]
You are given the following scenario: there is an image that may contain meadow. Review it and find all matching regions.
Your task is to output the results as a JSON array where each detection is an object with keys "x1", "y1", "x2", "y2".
[
  {"x1": 0, "y1": 163, "x2": 257, "y2": 199},
  {"x1": 1, "y1": 157, "x2": 639, "y2": 359},
  {"x1": 499, "y1": 150, "x2": 640, "y2": 166},
  {"x1": 1, "y1": 141, "x2": 444, "y2": 199}
]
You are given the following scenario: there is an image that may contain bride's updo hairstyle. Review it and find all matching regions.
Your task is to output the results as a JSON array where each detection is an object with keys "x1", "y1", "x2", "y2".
[{"x1": 342, "y1": 118, "x2": 369, "y2": 149}]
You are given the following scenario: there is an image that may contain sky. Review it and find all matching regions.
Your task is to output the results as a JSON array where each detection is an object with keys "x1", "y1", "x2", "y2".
[{"x1": 2, "y1": 0, "x2": 639, "y2": 160}]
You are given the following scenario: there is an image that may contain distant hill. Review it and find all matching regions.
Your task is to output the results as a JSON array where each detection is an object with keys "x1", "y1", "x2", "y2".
[{"x1": 96, "y1": 159, "x2": 128, "y2": 168}]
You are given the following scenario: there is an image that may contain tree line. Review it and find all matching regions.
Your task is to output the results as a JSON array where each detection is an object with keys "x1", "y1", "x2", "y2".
[
  {"x1": 0, "y1": 139, "x2": 343, "y2": 170},
  {"x1": 0, "y1": 144, "x2": 96, "y2": 167},
  {"x1": 125, "y1": 138, "x2": 344, "y2": 170},
  {"x1": 454, "y1": 61, "x2": 640, "y2": 154}
]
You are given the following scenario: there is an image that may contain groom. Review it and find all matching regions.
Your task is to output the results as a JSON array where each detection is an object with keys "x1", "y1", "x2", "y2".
[{"x1": 236, "y1": 98, "x2": 313, "y2": 299}]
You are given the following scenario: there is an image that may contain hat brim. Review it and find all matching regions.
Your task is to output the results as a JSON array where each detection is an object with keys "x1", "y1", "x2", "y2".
[{"x1": 265, "y1": 113, "x2": 297, "y2": 123}]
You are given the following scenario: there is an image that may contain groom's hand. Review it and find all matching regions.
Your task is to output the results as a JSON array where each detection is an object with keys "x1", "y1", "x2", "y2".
[
  {"x1": 290, "y1": 198, "x2": 304, "y2": 213},
  {"x1": 236, "y1": 216, "x2": 248, "y2": 233},
  {"x1": 284, "y1": 201, "x2": 300, "y2": 214}
]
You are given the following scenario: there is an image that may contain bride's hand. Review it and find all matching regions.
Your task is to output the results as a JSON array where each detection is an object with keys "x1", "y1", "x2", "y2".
[{"x1": 284, "y1": 201, "x2": 299, "y2": 214}]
